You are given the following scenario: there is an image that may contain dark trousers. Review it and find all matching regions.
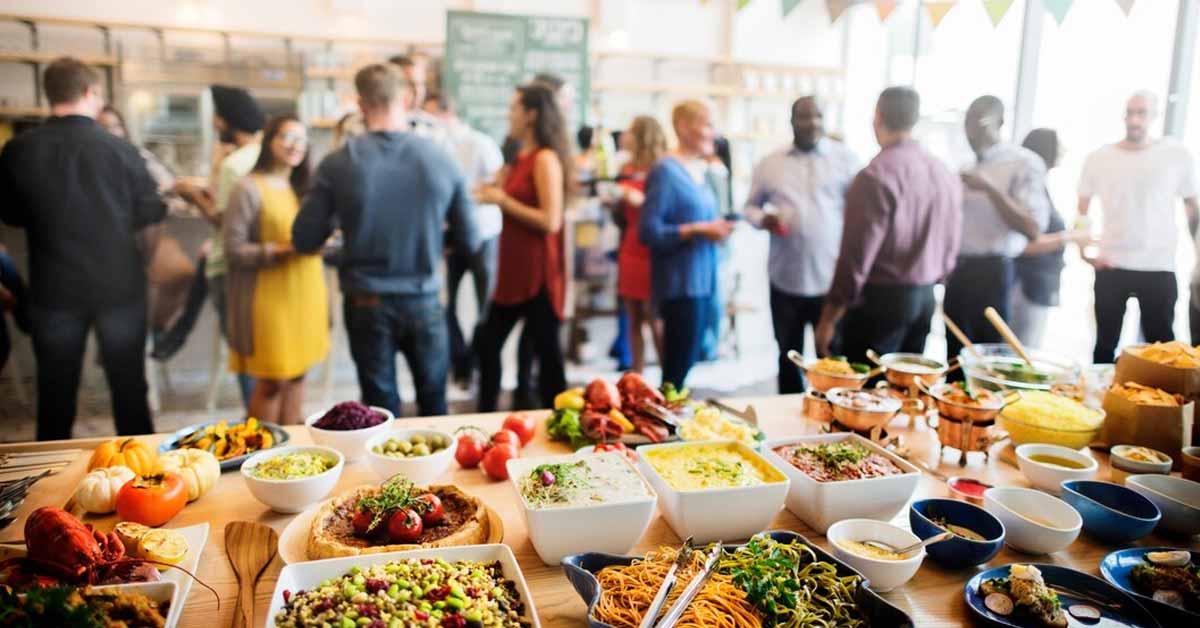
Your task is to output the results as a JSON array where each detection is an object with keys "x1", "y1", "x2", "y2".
[
  {"x1": 769, "y1": 286, "x2": 825, "y2": 394},
  {"x1": 944, "y1": 255, "x2": 1014, "y2": 363},
  {"x1": 476, "y1": 291, "x2": 566, "y2": 412},
  {"x1": 1189, "y1": 292, "x2": 1200, "y2": 346},
  {"x1": 660, "y1": 296, "x2": 709, "y2": 390},
  {"x1": 1093, "y1": 268, "x2": 1176, "y2": 364},
  {"x1": 344, "y1": 293, "x2": 449, "y2": 417},
  {"x1": 841, "y1": 284, "x2": 936, "y2": 364},
  {"x1": 29, "y1": 299, "x2": 154, "y2": 440},
  {"x1": 445, "y1": 237, "x2": 498, "y2": 380}
]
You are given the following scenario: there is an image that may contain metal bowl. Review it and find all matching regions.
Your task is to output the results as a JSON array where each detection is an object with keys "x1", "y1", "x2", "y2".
[
  {"x1": 803, "y1": 365, "x2": 871, "y2": 393},
  {"x1": 875, "y1": 352, "x2": 948, "y2": 391},
  {"x1": 920, "y1": 381, "x2": 1018, "y2": 425},
  {"x1": 802, "y1": 390, "x2": 834, "y2": 423},
  {"x1": 825, "y1": 387, "x2": 903, "y2": 433}
]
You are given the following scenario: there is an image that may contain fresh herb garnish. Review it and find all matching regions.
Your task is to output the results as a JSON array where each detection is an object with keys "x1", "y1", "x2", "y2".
[
  {"x1": 953, "y1": 380, "x2": 978, "y2": 401},
  {"x1": 798, "y1": 442, "x2": 869, "y2": 470},
  {"x1": 355, "y1": 476, "x2": 426, "y2": 532},
  {"x1": 685, "y1": 458, "x2": 748, "y2": 484}
]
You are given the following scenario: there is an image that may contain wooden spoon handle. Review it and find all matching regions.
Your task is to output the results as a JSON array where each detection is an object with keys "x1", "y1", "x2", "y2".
[
  {"x1": 941, "y1": 314, "x2": 978, "y2": 358},
  {"x1": 983, "y1": 306, "x2": 1034, "y2": 366},
  {"x1": 235, "y1": 577, "x2": 254, "y2": 628}
]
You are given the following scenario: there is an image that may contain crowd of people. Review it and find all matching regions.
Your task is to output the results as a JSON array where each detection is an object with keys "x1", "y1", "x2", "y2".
[{"x1": 1, "y1": 53, "x2": 1196, "y2": 440}]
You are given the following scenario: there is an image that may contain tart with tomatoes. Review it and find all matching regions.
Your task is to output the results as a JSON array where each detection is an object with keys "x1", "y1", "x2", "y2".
[{"x1": 306, "y1": 477, "x2": 489, "y2": 560}]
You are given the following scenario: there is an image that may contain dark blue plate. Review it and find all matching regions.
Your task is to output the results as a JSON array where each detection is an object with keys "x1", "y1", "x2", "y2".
[
  {"x1": 158, "y1": 419, "x2": 289, "y2": 471},
  {"x1": 1100, "y1": 547, "x2": 1199, "y2": 624},
  {"x1": 965, "y1": 563, "x2": 1160, "y2": 627},
  {"x1": 562, "y1": 529, "x2": 914, "y2": 628}
]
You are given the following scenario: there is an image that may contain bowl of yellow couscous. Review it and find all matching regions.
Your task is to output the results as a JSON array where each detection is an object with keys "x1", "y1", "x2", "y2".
[{"x1": 998, "y1": 390, "x2": 1105, "y2": 449}]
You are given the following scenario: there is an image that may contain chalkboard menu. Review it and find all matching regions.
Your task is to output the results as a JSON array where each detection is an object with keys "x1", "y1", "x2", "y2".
[{"x1": 444, "y1": 10, "x2": 589, "y2": 142}]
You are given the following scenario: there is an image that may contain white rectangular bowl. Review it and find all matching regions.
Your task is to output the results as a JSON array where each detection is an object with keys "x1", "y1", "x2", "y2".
[
  {"x1": 637, "y1": 440, "x2": 789, "y2": 544},
  {"x1": 762, "y1": 433, "x2": 921, "y2": 533},
  {"x1": 508, "y1": 452, "x2": 658, "y2": 565},
  {"x1": 264, "y1": 544, "x2": 540, "y2": 628}
]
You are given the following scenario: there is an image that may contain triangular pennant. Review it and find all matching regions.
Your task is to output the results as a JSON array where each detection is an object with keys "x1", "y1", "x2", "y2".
[
  {"x1": 924, "y1": 1, "x2": 956, "y2": 28},
  {"x1": 781, "y1": 0, "x2": 804, "y2": 17},
  {"x1": 983, "y1": 0, "x2": 1015, "y2": 26},
  {"x1": 737, "y1": 0, "x2": 752, "y2": 10},
  {"x1": 826, "y1": 0, "x2": 853, "y2": 22},
  {"x1": 875, "y1": 0, "x2": 899, "y2": 22},
  {"x1": 1114, "y1": 0, "x2": 1134, "y2": 15},
  {"x1": 1043, "y1": 0, "x2": 1073, "y2": 25}
]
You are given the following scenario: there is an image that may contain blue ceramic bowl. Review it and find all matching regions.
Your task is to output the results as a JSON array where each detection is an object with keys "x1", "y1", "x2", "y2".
[
  {"x1": 1060, "y1": 479, "x2": 1161, "y2": 543},
  {"x1": 909, "y1": 498, "x2": 1004, "y2": 569}
]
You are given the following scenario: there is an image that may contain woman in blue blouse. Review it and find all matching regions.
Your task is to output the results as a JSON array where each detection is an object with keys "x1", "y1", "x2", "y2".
[{"x1": 639, "y1": 100, "x2": 735, "y2": 388}]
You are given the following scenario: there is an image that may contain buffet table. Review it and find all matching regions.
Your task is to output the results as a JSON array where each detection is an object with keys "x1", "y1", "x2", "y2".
[{"x1": 0, "y1": 394, "x2": 1193, "y2": 627}]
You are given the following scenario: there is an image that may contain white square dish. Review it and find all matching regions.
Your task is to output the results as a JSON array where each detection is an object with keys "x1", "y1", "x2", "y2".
[{"x1": 762, "y1": 433, "x2": 920, "y2": 533}]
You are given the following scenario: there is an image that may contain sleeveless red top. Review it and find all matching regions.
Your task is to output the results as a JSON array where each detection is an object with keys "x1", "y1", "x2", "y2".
[
  {"x1": 494, "y1": 149, "x2": 566, "y2": 319},
  {"x1": 616, "y1": 163, "x2": 651, "y2": 301}
]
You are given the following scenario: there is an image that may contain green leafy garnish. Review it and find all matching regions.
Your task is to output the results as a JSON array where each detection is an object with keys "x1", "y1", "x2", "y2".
[
  {"x1": 355, "y1": 476, "x2": 424, "y2": 532},
  {"x1": 546, "y1": 408, "x2": 591, "y2": 449},
  {"x1": 953, "y1": 380, "x2": 978, "y2": 401},
  {"x1": 661, "y1": 382, "x2": 690, "y2": 404},
  {"x1": 0, "y1": 586, "x2": 107, "y2": 628},
  {"x1": 797, "y1": 442, "x2": 869, "y2": 470},
  {"x1": 850, "y1": 363, "x2": 871, "y2": 374}
]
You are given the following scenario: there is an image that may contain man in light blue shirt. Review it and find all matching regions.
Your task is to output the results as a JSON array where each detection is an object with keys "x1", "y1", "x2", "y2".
[{"x1": 744, "y1": 96, "x2": 859, "y2": 393}]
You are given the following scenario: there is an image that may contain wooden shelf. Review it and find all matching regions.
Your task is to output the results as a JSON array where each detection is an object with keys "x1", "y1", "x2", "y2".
[
  {"x1": 304, "y1": 66, "x2": 360, "y2": 81},
  {"x1": 591, "y1": 81, "x2": 738, "y2": 97},
  {"x1": 0, "y1": 51, "x2": 118, "y2": 66},
  {"x1": 0, "y1": 106, "x2": 47, "y2": 118}
]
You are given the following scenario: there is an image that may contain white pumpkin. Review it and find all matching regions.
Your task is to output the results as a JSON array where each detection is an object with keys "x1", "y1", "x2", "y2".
[
  {"x1": 74, "y1": 465, "x2": 135, "y2": 514},
  {"x1": 159, "y1": 448, "x2": 220, "y2": 501}
]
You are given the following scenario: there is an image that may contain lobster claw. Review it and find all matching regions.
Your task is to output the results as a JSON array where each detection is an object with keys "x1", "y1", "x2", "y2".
[{"x1": 92, "y1": 527, "x2": 126, "y2": 562}]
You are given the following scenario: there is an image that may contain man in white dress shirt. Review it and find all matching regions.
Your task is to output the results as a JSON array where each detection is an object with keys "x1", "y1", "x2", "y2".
[
  {"x1": 744, "y1": 96, "x2": 859, "y2": 393},
  {"x1": 1080, "y1": 91, "x2": 1199, "y2": 363}
]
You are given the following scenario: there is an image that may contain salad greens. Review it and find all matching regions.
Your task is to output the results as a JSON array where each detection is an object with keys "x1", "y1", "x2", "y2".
[{"x1": 546, "y1": 408, "x2": 591, "y2": 449}]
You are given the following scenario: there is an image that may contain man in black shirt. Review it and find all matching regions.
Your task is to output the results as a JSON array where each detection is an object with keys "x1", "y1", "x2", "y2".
[{"x1": 0, "y1": 57, "x2": 165, "y2": 439}]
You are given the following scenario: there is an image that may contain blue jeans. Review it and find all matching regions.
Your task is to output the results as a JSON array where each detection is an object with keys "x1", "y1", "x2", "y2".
[
  {"x1": 344, "y1": 292, "x2": 449, "y2": 417},
  {"x1": 660, "y1": 296, "x2": 709, "y2": 390}
]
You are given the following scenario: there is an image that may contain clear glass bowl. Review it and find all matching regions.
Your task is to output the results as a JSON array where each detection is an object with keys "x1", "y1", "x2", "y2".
[{"x1": 959, "y1": 343, "x2": 1081, "y2": 393}]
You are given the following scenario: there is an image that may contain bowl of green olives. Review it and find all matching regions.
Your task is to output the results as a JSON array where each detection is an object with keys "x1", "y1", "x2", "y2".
[{"x1": 364, "y1": 428, "x2": 457, "y2": 485}]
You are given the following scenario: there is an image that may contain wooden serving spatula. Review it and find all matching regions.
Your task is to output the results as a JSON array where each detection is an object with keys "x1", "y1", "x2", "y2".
[{"x1": 225, "y1": 521, "x2": 278, "y2": 628}]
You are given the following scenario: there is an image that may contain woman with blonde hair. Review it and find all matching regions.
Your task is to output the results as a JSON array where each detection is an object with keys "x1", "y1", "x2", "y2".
[
  {"x1": 638, "y1": 101, "x2": 734, "y2": 388},
  {"x1": 616, "y1": 115, "x2": 668, "y2": 373}
]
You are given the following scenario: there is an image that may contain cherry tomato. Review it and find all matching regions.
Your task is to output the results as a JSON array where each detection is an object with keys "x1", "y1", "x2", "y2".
[
  {"x1": 455, "y1": 433, "x2": 485, "y2": 468},
  {"x1": 387, "y1": 508, "x2": 424, "y2": 543},
  {"x1": 352, "y1": 509, "x2": 376, "y2": 536},
  {"x1": 502, "y1": 412, "x2": 537, "y2": 445},
  {"x1": 115, "y1": 472, "x2": 187, "y2": 527},
  {"x1": 491, "y1": 429, "x2": 521, "y2": 448},
  {"x1": 481, "y1": 443, "x2": 519, "y2": 481},
  {"x1": 415, "y1": 493, "x2": 444, "y2": 525}
]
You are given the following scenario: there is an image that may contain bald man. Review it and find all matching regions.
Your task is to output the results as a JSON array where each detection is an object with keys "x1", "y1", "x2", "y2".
[
  {"x1": 944, "y1": 95, "x2": 1050, "y2": 362},
  {"x1": 1079, "y1": 91, "x2": 1200, "y2": 363}
]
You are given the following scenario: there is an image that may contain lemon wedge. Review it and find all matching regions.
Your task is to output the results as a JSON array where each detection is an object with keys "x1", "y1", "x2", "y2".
[
  {"x1": 114, "y1": 521, "x2": 152, "y2": 556},
  {"x1": 138, "y1": 529, "x2": 189, "y2": 568}
]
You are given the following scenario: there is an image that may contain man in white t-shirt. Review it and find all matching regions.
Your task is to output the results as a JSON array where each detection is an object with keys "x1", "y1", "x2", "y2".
[
  {"x1": 423, "y1": 92, "x2": 505, "y2": 385},
  {"x1": 1078, "y1": 91, "x2": 1200, "y2": 363}
]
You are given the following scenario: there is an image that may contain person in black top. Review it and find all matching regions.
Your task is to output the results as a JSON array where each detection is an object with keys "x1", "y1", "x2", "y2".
[{"x1": 0, "y1": 57, "x2": 166, "y2": 439}]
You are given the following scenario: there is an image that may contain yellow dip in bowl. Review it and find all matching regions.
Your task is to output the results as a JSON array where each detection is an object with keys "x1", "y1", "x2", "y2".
[{"x1": 643, "y1": 442, "x2": 785, "y2": 491}]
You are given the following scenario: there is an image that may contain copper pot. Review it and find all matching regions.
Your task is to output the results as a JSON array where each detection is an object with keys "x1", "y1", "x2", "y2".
[
  {"x1": 802, "y1": 390, "x2": 834, "y2": 423},
  {"x1": 935, "y1": 414, "x2": 996, "y2": 455},
  {"x1": 918, "y1": 381, "x2": 1019, "y2": 424},
  {"x1": 788, "y1": 350, "x2": 878, "y2": 393},
  {"x1": 869, "y1": 350, "x2": 950, "y2": 391},
  {"x1": 825, "y1": 387, "x2": 902, "y2": 433}
]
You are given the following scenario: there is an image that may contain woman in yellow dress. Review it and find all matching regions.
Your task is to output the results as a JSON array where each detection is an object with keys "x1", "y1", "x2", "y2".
[{"x1": 224, "y1": 115, "x2": 328, "y2": 424}]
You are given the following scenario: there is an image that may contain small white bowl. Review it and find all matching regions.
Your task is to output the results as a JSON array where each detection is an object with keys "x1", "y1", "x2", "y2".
[
  {"x1": 826, "y1": 518, "x2": 924, "y2": 592},
  {"x1": 364, "y1": 428, "x2": 457, "y2": 486},
  {"x1": 304, "y1": 405, "x2": 393, "y2": 463},
  {"x1": 507, "y1": 452, "x2": 658, "y2": 565},
  {"x1": 1126, "y1": 474, "x2": 1200, "y2": 536},
  {"x1": 241, "y1": 445, "x2": 344, "y2": 513},
  {"x1": 1015, "y1": 443, "x2": 1097, "y2": 494},
  {"x1": 983, "y1": 487, "x2": 1081, "y2": 554}
]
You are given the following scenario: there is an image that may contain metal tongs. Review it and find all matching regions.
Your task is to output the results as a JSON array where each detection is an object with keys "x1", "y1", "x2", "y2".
[
  {"x1": 653, "y1": 542, "x2": 724, "y2": 628},
  {"x1": 638, "y1": 538, "x2": 693, "y2": 628}
]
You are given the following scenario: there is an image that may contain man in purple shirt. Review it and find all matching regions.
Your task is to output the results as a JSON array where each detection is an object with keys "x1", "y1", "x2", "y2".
[{"x1": 815, "y1": 87, "x2": 963, "y2": 362}]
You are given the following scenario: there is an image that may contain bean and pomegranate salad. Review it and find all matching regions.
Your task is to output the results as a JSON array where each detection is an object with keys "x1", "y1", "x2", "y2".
[{"x1": 274, "y1": 558, "x2": 530, "y2": 628}]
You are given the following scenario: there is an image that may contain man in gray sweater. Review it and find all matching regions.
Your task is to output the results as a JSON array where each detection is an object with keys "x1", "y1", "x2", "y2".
[{"x1": 294, "y1": 64, "x2": 479, "y2": 416}]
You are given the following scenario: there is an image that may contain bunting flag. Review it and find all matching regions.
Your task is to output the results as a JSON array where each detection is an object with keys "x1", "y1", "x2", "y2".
[
  {"x1": 924, "y1": 1, "x2": 956, "y2": 28},
  {"x1": 1114, "y1": 0, "x2": 1135, "y2": 15},
  {"x1": 781, "y1": 0, "x2": 804, "y2": 17},
  {"x1": 874, "y1": 0, "x2": 899, "y2": 22},
  {"x1": 983, "y1": 0, "x2": 1015, "y2": 26},
  {"x1": 826, "y1": 0, "x2": 854, "y2": 23},
  {"x1": 1043, "y1": 0, "x2": 1073, "y2": 25}
]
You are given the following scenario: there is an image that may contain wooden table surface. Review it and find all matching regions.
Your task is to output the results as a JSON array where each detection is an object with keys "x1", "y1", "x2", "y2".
[{"x1": 4, "y1": 394, "x2": 1197, "y2": 627}]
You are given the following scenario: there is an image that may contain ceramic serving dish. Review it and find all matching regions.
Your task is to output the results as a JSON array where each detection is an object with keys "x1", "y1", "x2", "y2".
[
  {"x1": 158, "y1": 418, "x2": 289, "y2": 471},
  {"x1": 909, "y1": 498, "x2": 1004, "y2": 569},
  {"x1": 1060, "y1": 479, "x2": 1161, "y2": 543},
  {"x1": 561, "y1": 529, "x2": 915, "y2": 628},
  {"x1": 763, "y1": 433, "x2": 920, "y2": 533},
  {"x1": 1014, "y1": 443, "x2": 1097, "y2": 494},
  {"x1": 983, "y1": 487, "x2": 1081, "y2": 555},
  {"x1": 1110, "y1": 444, "x2": 1172, "y2": 484},
  {"x1": 1125, "y1": 474, "x2": 1200, "y2": 536},
  {"x1": 240, "y1": 445, "x2": 344, "y2": 513},
  {"x1": 304, "y1": 405, "x2": 394, "y2": 463},
  {"x1": 1100, "y1": 547, "x2": 1199, "y2": 622},
  {"x1": 364, "y1": 428, "x2": 458, "y2": 486},
  {"x1": 827, "y1": 518, "x2": 924, "y2": 592},
  {"x1": 965, "y1": 563, "x2": 1160, "y2": 628}
]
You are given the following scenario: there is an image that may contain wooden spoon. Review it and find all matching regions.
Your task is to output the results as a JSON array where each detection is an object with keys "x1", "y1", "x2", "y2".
[
  {"x1": 983, "y1": 306, "x2": 1034, "y2": 366},
  {"x1": 941, "y1": 313, "x2": 979, "y2": 358},
  {"x1": 225, "y1": 521, "x2": 278, "y2": 628}
]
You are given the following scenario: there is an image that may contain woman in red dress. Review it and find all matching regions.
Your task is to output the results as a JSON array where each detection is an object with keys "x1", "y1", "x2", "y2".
[
  {"x1": 474, "y1": 84, "x2": 574, "y2": 411},
  {"x1": 616, "y1": 116, "x2": 668, "y2": 373}
]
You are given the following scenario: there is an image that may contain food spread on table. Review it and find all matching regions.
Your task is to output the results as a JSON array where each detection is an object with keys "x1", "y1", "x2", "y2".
[
  {"x1": 1112, "y1": 445, "x2": 1171, "y2": 465},
  {"x1": 170, "y1": 417, "x2": 275, "y2": 461},
  {"x1": 810, "y1": 356, "x2": 868, "y2": 376},
  {"x1": 249, "y1": 451, "x2": 338, "y2": 480},
  {"x1": 0, "y1": 584, "x2": 170, "y2": 628},
  {"x1": 1001, "y1": 391, "x2": 1104, "y2": 436},
  {"x1": 643, "y1": 442, "x2": 782, "y2": 490},
  {"x1": 1109, "y1": 381, "x2": 1182, "y2": 406},
  {"x1": 939, "y1": 382, "x2": 1004, "y2": 408},
  {"x1": 372, "y1": 433, "x2": 451, "y2": 458},
  {"x1": 306, "y1": 477, "x2": 490, "y2": 560},
  {"x1": 979, "y1": 564, "x2": 1068, "y2": 627},
  {"x1": 1132, "y1": 340, "x2": 1200, "y2": 368},
  {"x1": 838, "y1": 539, "x2": 904, "y2": 561},
  {"x1": 516, "y1": 454, "x2": 650, "y2": 509},
  {"x1": 312, "y1": 401, "x2": 388, "y2": 430},
  {"x1": 772, "y1": 441, "x2": 903, "y2": 482},
  {"x1": 676, "y1": 405, "x2": 762, "y2": 447},
  {"x1": 1130, "y1": 550, "x2": 1199, "y2": 611},
  {"x1": 271, "y1": 558, "x2": 531, "y2": 628},
  {"x1": 928, "y1": 515, "x2": 988, "y2": 541}
]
